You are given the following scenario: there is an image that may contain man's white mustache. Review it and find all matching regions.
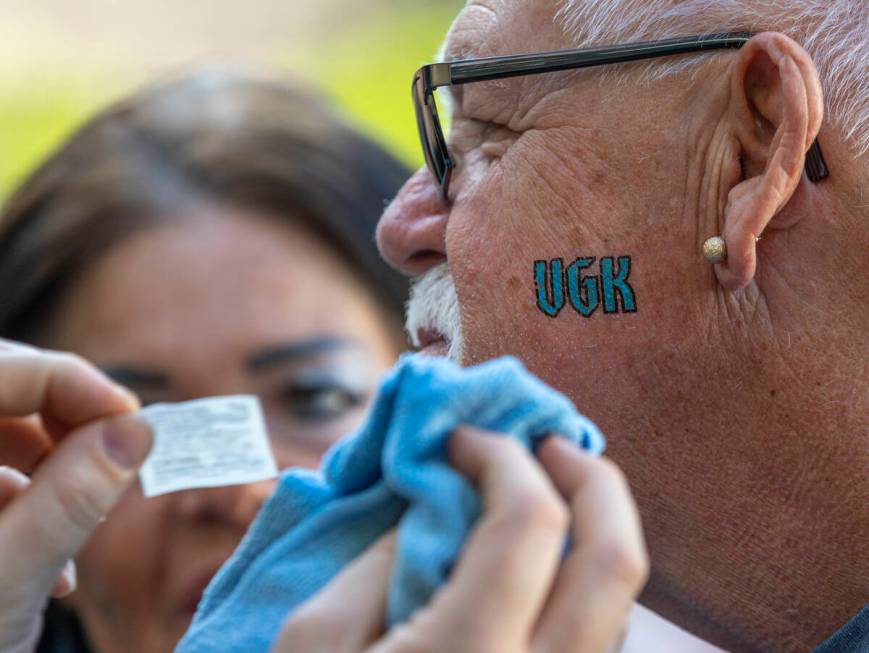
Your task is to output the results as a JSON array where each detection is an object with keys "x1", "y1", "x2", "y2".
[{"x1": 405, "y1": 263, "x2": 464, "y2": 362}]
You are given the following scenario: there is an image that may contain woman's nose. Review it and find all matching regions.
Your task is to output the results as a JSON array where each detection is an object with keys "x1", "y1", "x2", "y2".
[
  {"x1": 174, "y1": 479, "x2": 275, "y2": 530},
  {"x1": 377, "y1": 167, "x2": 450, "y2": 276}
]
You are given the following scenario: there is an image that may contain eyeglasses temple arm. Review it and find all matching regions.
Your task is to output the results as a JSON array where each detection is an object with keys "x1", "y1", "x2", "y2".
[
  {"x1": 444, "y1": 33, "x2": 753, "y2": 86},
  {"x1": 429, "y1": 31, "x2": 829, "y2": 182},
  {"x1": 805, "y1": 139, "x2": 829, "y2": 182}
]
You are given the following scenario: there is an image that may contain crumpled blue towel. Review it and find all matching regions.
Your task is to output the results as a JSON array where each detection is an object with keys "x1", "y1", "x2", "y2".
[{"x1": 176, "y1": 354, "x2": 605, "y2": 653}]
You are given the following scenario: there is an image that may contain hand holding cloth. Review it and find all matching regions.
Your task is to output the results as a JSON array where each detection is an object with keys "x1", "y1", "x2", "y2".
[{"x1": 177, "y1": 354, "x2": 605, "y2": 652}]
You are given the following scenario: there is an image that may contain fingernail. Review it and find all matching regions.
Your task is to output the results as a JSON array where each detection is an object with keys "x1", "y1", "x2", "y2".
[
  {"x1": 65, "y1": 559, "x2": 77, "y2": 586},
  {"x1": 0, "y1": 465, "x2": 30, "y2": 486},
  {"x1": 101, "y1": 416, "x2": 153, "y2": 469},
  {"x1": 51, "y1": 560, "x2": 78, "y2": 598},
  {"x1": 111, "y1": 383, "x2": 141, "y2": 410}
]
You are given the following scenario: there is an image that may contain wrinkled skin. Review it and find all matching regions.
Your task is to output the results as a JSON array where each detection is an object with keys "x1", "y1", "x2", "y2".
[{"x1": 378, "y1": 1, "x2": 869, "y2": 651}]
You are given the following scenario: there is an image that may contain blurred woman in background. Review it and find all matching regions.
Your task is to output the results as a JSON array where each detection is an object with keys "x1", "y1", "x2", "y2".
[{"x1": 0, "y1": 68, "x2": 409, "y2": 652}]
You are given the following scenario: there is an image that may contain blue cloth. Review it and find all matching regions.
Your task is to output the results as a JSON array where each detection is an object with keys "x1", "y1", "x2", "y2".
[{"x1": 176, "y1": 354, "x2": 605, "y2": 653}]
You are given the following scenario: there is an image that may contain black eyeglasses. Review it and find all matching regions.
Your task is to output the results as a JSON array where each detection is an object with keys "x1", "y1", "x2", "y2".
[{"x1": 412, "y1": 32, "x2": 829, "y2": 200}]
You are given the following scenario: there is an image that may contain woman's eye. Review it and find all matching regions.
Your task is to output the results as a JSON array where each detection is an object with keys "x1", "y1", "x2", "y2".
[{"x1": 281, "y1": 383, "x2": 365, "y2": 421}]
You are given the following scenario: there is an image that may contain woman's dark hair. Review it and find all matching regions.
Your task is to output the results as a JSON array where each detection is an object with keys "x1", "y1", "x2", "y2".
[{"x1": 0, "y1": 67, "x2": 410, "y2": 342}]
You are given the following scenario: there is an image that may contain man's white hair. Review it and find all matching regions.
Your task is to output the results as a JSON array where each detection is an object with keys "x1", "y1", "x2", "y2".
[
  {"x1": 556, "y1": 0, "x2": 869, "y2": 157},
  {"x1": 406, "y1": 263, "x2": 464, "y2": 362}
]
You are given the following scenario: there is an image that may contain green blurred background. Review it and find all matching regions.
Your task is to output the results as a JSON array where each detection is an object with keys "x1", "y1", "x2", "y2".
[{"x1": 0, "y1": 0, "x2": 464, "y2": 200}]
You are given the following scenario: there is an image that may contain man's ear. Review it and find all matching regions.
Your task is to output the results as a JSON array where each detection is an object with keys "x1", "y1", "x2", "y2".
[{"x1": 716, "y1": 32, "x2": 824, "y2": 290}]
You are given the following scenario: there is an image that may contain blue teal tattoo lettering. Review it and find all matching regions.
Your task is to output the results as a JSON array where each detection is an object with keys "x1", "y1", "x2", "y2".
[
  {"x1": 566, "y1": 257, "x2": 600, "y2": 317},
  {"x1": 535, "y1": 256, "x2": 636, "y2": 318},
  {"x1": 600, "y1": 256, "x2": 636, "y2": 314},
  {"x1": 534, "y1": 258, "x2": 566, "y2": 317}
]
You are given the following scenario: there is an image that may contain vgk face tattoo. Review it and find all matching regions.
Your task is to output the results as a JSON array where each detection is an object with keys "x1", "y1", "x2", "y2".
[{"x1": 534, "y1": 256, "x2": 637, "y2": 318}]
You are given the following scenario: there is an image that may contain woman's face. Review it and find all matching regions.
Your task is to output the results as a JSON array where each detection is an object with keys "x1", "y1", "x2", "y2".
[{"x1": 45, "y1": 207, "x2": 404, "y2": 653}]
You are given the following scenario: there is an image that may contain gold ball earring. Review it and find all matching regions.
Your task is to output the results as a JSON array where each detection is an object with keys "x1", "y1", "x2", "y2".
[{"x1": 702, "y1": 236, "x2": 727, "y2": 264}]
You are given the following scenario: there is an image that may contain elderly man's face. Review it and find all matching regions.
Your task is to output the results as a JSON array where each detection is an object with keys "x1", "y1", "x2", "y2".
[
  {"x1": 379, "y1": 0, "x2": 867, "y2": 650},
  {"x1": 382, "y1": 0, "x2": 701, "y2": 412}
]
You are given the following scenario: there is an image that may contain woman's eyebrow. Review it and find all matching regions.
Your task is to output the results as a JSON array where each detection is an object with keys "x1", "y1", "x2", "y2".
[
  {"x1": 246, "y1": 337, "x2": 361, "y2": 372},
  {"x1": 101, "y1": 366, "x2": 170, "y2": 389}
]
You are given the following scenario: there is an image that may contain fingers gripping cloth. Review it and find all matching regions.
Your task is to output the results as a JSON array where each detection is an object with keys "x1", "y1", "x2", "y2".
[{"x1": 176, "y1": 354, "x2": 605, "y2": 652}]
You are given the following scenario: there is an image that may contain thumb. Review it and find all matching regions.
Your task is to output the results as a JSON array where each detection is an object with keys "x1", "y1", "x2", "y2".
[
  {"x1": 0, "y1": 415, "x2": 152, "y2": 607},
  {"x1": 273, "y1": 532, "x2": 397, "y2": 653}
]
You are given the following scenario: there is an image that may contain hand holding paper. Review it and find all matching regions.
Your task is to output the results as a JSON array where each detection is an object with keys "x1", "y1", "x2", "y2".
[{"x1": 0, "y1": 338, "x2": 152, "y2": 653}]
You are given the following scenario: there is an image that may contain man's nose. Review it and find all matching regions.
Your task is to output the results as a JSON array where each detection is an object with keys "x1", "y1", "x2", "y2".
[
  {"x1": 377, "y1": 167, "x2": 450, "y2": 276},
  {"x1": 174, "y1": 479, "x2": 275, "y2": 530}
]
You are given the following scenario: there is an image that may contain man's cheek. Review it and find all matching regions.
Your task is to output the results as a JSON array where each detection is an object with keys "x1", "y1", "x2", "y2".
[{"x1": 449, "y1": 254, "x2": 530, "y2": 364}]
